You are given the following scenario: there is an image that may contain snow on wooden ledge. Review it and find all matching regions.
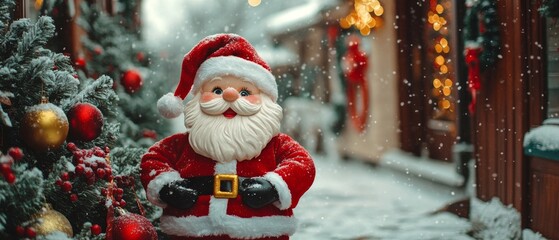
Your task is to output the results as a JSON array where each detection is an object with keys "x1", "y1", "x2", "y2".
[
  {"x1": 523, "y1": 119, "x2": 559, "y2": 161},
  {"x1": 380, "y1": 149, "x2": 465, "y2": 187}
]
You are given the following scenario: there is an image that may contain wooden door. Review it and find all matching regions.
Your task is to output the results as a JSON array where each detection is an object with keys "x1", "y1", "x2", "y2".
[{"x1": 396, "y1": 0, "x2": 462, "y2": 162}]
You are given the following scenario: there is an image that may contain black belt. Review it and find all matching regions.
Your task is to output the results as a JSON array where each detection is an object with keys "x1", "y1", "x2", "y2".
[{"x1": 186, "y1": 175, "x2": 246, "y2": 199}]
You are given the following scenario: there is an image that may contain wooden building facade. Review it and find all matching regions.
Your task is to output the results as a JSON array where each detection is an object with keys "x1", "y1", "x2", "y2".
[
  {"x1": 396, "y1": 0, "x2": 559, "y2": 239},
  {"x1": 14, "y1": 0, "x2": 558, "y2": 238}
]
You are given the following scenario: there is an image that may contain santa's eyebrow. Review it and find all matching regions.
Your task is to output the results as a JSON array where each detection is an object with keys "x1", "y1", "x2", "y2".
[
  {"x1": 209, "y1": 77, "x2": 223, "y2": 82},
  {"x1": 241, "y1": 78, "x2": 253, "y2": 83}
]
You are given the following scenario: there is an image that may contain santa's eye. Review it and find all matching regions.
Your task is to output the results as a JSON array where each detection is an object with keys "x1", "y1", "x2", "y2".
[
  {"x1": 239, "y1": 88, "x2": 251, "y2": 96},
  {"x1": 212, "y1": 87, "x2": 223, "y2": 95}
]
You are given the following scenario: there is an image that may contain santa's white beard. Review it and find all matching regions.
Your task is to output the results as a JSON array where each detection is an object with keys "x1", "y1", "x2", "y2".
[{"x1": 184, "y1": 94, "x2": 283, "y2": 163}]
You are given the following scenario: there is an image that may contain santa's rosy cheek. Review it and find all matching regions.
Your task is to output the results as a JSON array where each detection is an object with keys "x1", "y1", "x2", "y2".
[
  {"x1": 244, "y1": 95, "x2": 261, "y2": 104},
  {"x1": 200, "y1": 92, "x2": 219, "y2": 102}
]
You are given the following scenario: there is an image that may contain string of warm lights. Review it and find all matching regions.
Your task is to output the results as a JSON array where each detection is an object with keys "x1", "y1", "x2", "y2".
[
  {"x1": 35, "y1": 0, "x2": 44, "y2": 10},
  {"x1": 248, "y1": 0, "x2": 261, "y2": 7},
  {"x1": 339, "y1": 0, "x2": 384, "y2": 36},
  {"x1": 428, "y1": 1, "x2": 453, "y2": 112}
]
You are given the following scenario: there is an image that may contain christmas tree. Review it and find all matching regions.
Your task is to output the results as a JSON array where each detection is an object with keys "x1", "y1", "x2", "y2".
[
  {"x1": 77, "y1": 0, "x2": 171, "y2": 147},
  {"x1": 0, "y1": 0, "x2": 160, "y2": 239}
]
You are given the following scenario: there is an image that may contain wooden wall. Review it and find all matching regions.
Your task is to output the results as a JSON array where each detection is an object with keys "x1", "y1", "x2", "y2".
[
  {"x1": 473, "y1": 0, "x2": 545, "y2": 227},
  {"x1": 395, "y1": 0, "x2": 554, "y2": 233},
  {"x1": 395, "y1": 1, "x2": 426, "y2": 157},
  {"x1": 528, "y1": 157, "x2": 559, "y2": 238}
]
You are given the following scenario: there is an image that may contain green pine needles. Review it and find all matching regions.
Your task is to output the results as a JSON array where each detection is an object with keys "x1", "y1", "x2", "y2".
[
  {"x1": 540, "y1": 0, "x2": 559, "y2": 18},
  {"x1": 463, "y1": 0, "x2": 501, "y2": 70}
]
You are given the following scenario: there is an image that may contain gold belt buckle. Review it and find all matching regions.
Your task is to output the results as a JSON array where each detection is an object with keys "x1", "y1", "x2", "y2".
[{"x1": 214, "y1": 174, "x2": 239, "y2": 199}]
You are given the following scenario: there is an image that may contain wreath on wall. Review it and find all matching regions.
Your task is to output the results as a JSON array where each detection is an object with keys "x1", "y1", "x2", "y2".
[
  {"x1": 539, "y1": 0, "x2": 559, "y2": 18},
  {"x1": 463, "y1": 0, "x2": 500, "y2": 114},
  {"x1": 341, "y1": 35, "x2": 370, "y2": 133}
]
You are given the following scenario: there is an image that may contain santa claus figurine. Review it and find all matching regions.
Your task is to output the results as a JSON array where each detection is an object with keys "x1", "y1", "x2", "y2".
[{"x1": 140, "y1": 34, "x2": 315, "y2": 240}]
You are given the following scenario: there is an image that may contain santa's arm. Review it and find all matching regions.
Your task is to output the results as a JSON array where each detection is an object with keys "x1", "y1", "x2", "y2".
[
  {"x1": 264, "y1": 133, "x2": 315, "y2": 210},
  {"x1": 140, "y1": 133, "x2": 187, "y2": 207}
]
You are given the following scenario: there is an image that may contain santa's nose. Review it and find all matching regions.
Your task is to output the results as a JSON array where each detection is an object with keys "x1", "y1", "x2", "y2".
[{"x1": 222, "y1": 88, "x2": 239, "y2": 102}]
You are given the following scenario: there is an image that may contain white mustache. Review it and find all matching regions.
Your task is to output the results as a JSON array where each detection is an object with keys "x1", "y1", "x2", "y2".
[{"x1": 200, "y1": 97, "x2": 262, "y2": 116}]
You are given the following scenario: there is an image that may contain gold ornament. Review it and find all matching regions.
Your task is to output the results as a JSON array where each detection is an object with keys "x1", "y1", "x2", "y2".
[
  {"x1": 21, "y1": 99, "x2": 69, "y2": 151},
  {"x1": 30, "y1": 205, "x2": 73, "y2": 237}
]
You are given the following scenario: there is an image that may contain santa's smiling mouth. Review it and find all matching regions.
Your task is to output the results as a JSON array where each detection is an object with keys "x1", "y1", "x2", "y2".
[{"x1": 223, "y1": 108, "x2": 237, "y2": 118}]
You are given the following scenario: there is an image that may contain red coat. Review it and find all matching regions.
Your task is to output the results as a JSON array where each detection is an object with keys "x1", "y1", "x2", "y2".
[{"x1": 140, "y1": 133, "x2": 315, "y2": 239}]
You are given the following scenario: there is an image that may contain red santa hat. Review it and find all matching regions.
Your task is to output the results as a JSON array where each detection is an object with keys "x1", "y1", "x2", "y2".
[{"x1": 157, "y1": 34, "x2": 278, "y2": 118}]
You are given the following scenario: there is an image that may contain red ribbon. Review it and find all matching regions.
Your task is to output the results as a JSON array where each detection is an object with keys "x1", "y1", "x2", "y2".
[
  {"x1": 345, "y1": 43, "x2": 368, "y2": 85},
  {"x1": 465, "y1": 47, "x2": 481, "y2": 114}
]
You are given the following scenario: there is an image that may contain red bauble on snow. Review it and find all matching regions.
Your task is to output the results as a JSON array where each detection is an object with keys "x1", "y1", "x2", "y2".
[
  {"x1": 111, "y1": 213, "x2": 157, "y2": 240},
  {"x1": 120, "y1": 69, "x2": 143, "y2": 94},
  {"x1": 68, "y1": 103, "x2": 104, "y2": 141}
]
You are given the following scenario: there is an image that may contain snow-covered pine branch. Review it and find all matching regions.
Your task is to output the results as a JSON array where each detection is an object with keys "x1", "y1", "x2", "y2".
[{"x1": 61, "y1": 75, "x2": 118, "y2": 115}]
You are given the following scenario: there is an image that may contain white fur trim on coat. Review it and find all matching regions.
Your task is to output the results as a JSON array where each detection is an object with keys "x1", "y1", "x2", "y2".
[
  {"x1": 264, "y1": 172, "x2": 292, "y2": 210},
  {"x1": 146, "y1": 171, "x2": 182, "y2": 207},
  {"x1": 159, "y1": 161, "x2": 298, "y2": 238},
  {"x1": 160, "y1": 214, "x2": 297, "y2": 238},
  {"x1": 191, "y1": 56, "x2": 278, "y2": 101}
]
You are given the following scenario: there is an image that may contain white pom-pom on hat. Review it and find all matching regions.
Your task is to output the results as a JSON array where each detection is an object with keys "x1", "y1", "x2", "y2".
[
  {"x1": 156, "y1": 34, "x2": 278, "y2": 118},
  {"x1": 157, "y1": 92, "x2": 185, "y2": 119}
]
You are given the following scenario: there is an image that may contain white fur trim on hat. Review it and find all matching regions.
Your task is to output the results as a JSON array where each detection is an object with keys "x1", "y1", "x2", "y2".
[
  {"x1": 146, "y1": 171, "x2": 182, "y2": 208},
  {"x1": 157, "y1": 92, "x2": 185, "y2": 118},
  {"x1": 191, "y1": 56, "x2": 278, "y2": 101}
]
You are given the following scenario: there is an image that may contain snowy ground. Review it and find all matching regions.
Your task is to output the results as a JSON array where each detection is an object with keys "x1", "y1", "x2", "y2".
[{"x1": 292, "y1": 155, "x2": 473, "y2": 240}]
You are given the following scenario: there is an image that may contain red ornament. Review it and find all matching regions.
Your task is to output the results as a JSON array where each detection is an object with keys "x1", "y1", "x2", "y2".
[
  {"x1": 15, "y1": 226, "x2": 25, "y2": 237},
  {"x1": 0, "y1": 163, "x2": 11, "y2": 175},
  {"x1": 75, "y1": 165, "x2": 85, "y2": 175},
  {"x1": 61, "y1": 181, "x2": 72, "y2": 192},
  {"x1": 91, "y1": 224, "x2": 102, "y2": 235},
  {"x1": 8, "y1": 147, "x2": 24, "y2": 161},
  {"x1": 94, "y1": 46, "x2": 103, "y2": 55},
  {"x1": 142, "y1": 129, "x2": 157, "y2": 140},
  {"x1": 60, "y1": 172, "x2": 70, "y2": 181},
  {"x1": 0, "y1": 148, "x2": 19, "y2": 184},
  {"x1": 25, "y1": 227, "x2": 36, "y2": 238},
  {"x1": 70, "y1": 193, "x2": 78, "y2": 202},
  {"x1": 136, "y1": 52, "x2": 145, "y2": 62},
  {"x1": 5, "y1": 172, "x2": 15, "y2": 184},
  {"x1": 75, "y1": 57, "x2": 86, "y2": 69},
  {"x1": 67, "y1": 103, "x2": 104, "y2": 141},
  {"x1": 120, "y1": 69, "x2": 143, "y2": 94},
  {"x1": 111, "y1": 213, "x2": 157, "y2": 240},
  {"x1": 96, "y1": 168, "x2": 106, "y2": 179}
]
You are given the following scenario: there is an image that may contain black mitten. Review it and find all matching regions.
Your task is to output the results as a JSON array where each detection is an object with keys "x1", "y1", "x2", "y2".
[
  {"x1": 159, "y1": 179, "x2": 198, "y2": 210},
  {"x1": 240, "y1": 177, "x2": 279, "y2": 209}
]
